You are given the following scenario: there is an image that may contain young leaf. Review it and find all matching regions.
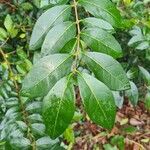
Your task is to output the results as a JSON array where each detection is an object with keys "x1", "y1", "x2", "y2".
[
  {"x1": 78, "y1": 0, "x2": 122, "y2": 28},
  {"x1": 0, "y1": 27, "x2": 7, "y2": 41},
  {"x1": 81, "y1": 28, "x2": 122, "y2": 58},
  {"x1": 125, "y1": 81, "x2": 139, "y2": 106},
  {"x1": 21, "y1": 54, "x2": 73, "y2": 97},
  {"x1": 82, "y1": 17, "x2": 114, "y2": 32},
  {"x1": 78, "y1": 72, "x2": 116, "y2": 129},
  {"x1": 41, "y1": 22, "x2": 76, "y2": 56},
  {"x1": 4, "y1": 14, "x2": 13, "y2": 32},
  {"x1": 82, "y1": 52, "x2": 130, "y2": 91},
  {"x1": 42, "y1": 76, "x2": 75, "y2": 139},
  {"x1": 29, "y1": 5, "x2": 71, "y2": 50}
]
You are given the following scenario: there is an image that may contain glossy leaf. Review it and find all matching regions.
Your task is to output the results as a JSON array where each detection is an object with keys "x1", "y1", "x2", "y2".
[
  {"x1": 82, "y1": 52, "x2": 130, "y2": 91},
  {"x1": 43, "y1": 76, "x2": 75, "y2": 139},
  {"x1": 41, "y1": 22, "x2": 76, "y2": 56},
  {"x1": 21, "y1": 54, "x2": 73, "y2": 97},
  {"x1": 125, "y1": 81, "x2": 139, "y2": 106},
  {"x1": 78, "y1": 72, "x2": 116, "y2": 129},
  {"x1": 81, "y1": 28, "x2": 122, "y2": 58},
  {"x1": 82, "y1": 17, "x2": 114, "y2": 32},
  {"x1": 29, "y1": 5, "x2": 71, "y2": 50},
  {"x1": 79, "y1": 0, "x2": 122, "y2": 27}
]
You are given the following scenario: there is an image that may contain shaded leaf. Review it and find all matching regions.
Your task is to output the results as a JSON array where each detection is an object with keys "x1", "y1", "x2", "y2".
[
  {"x1": 139, "y1": 66, "x2": 150, "y2": 85},
  {"x1": 125, "y1": 81, "x2": 139, "y2": 106}
]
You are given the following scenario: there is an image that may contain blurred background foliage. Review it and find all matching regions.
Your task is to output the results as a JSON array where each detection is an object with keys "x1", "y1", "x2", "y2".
[{"x1": 0, "y1": 0, "x2": 150, "y2": 149}]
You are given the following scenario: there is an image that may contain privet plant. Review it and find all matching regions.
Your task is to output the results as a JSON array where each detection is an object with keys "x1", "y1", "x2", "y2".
[{"x1": 21, "y1": 0, "x2": 130, "y2": 142}]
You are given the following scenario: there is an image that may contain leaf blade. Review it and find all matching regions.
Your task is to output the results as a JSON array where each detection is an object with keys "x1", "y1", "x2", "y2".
[
  {"x1": 81, "y1": 28, "x2": 122, "y2": 58},
  {"x1": 83, "y1": 52, "x2": 130, "y2": 91},
  {"x1": 78, "y1": 72, "x2": 116, "y2": 129},
  {"x1": 41, "y1": 22, "x2": 76, "y2": 56},
  {"x1": 42, "y1": 76, "x2": 75, "y2": 139},
  {"x1": 29, "y1": 5, "x2": 71, "y2": 50},
  {"x1": 79, "y1": 0, "x2": 122, "y2": 27},
  {"x1": 21, "y1": 54, "x2": 73, "y2": 97}
]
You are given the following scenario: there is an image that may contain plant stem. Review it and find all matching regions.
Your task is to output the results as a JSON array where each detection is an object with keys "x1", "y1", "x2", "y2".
[
  {"x1": 0, "y1": 44, "x2": 36, "y2": 150},
  {"x1": 73, "y1": 0, "x2": 81, "y2": 71}
]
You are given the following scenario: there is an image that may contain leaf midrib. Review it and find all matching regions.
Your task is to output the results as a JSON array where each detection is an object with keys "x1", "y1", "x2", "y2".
[
  {"x1": 52, "y1": 75, "x2": 73, "y2": 137},
  {"x1": 79, "y1": 73, "x2": 110, "y2": 126},
  {"x1": 42, "y1": 22, "x2": 76, "y2": 55},
  {"x1": 81, "y1": 32, "x2": 121, "y2": 55},
  {"x1": 25, "y1": 55, "x2": 72, "y2": 93},
  {"x1": 80, "y1": 0, "x2": 120, "y2": 24},
  {"x1": 33, "y1": 5, "x2": 71, "y2": 46},
  {"x1": 84, "y1": 53, "x2": 125, "y2": 90}
]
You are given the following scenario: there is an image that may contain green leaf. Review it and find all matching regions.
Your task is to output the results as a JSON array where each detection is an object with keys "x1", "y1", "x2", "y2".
[
  {"x1": 10, "y1": 137, "x2": 30, "y2": 149},
  {"x1": 0, "y1": 27, "x2": 7, "y2": 41},
  {"x1": 112, "y1": 91, "x2": 124, "y2": 109},
  {"x1": 25, "y1": 102, "x2": 42, "y2": 113},
  {"x1": 27, "y1": 114, "x2": 43, "y2": 123},
  {"x1": 82, "y1": 52, "x2": 130, "y2": 91},
  {"x1": 81, "y1": 28, "x2": 122, "y2": 58},
  {"x1": 82, "y1": 17, "x2": 114, "y2": 32},
  {"x1": 103, "y1": 144, "x2": 118, "y2": 150},
  {"x1": 36, "y1": 136, "x2": 58, "y2": 149},
  {"x1": 78, "y1": 0, "x2": 122, "y2": 28},
  {"x1": 63, "y1": 126, "x2": 75, "y2": 143},
  {"x1": 42, "y1": 76, "x2": 75, "y2": 139},
  {"x1": 4, "y1": 14, "x2": 13, "y2": 32},
  {"x1": 78, "y1": 72, "x2": 116, "y2": 129},
  {"x1": 136, "y1": 41, "x2": 149, "y2": 50},
  {"x1": 41, "y1": 22, "x2": 76, "y2": 56},
  {"x1": 110, "y1": 135, "x2": 125, "y2": 150},
  {"x1": 60, "y1": 38, "x2": 77, "y2": 53},
  {"x1": 49, "y1": 0, "x2": 69, "y2": 5},
  {"x1": 125, "y1": 81, "x2": 139, "y2": 106},
  {"x1": 139, "y1": 66, "x2": 150, "y2": 85},
  {"x1": 21, "y1": 2, "x2": 33, "y2": 10},
  {"x1": 145, "y1": 92, "x2": 150, "y2": 111},
  {"x1": 31, "y1": 123, "x2": 45, "y2": 136},
  {"x1": 21, "y1": 54, "x2": 73, "y2": 97},
  {"x1": 29, "y1": 5, "x2": 71, "y2": 50}
]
